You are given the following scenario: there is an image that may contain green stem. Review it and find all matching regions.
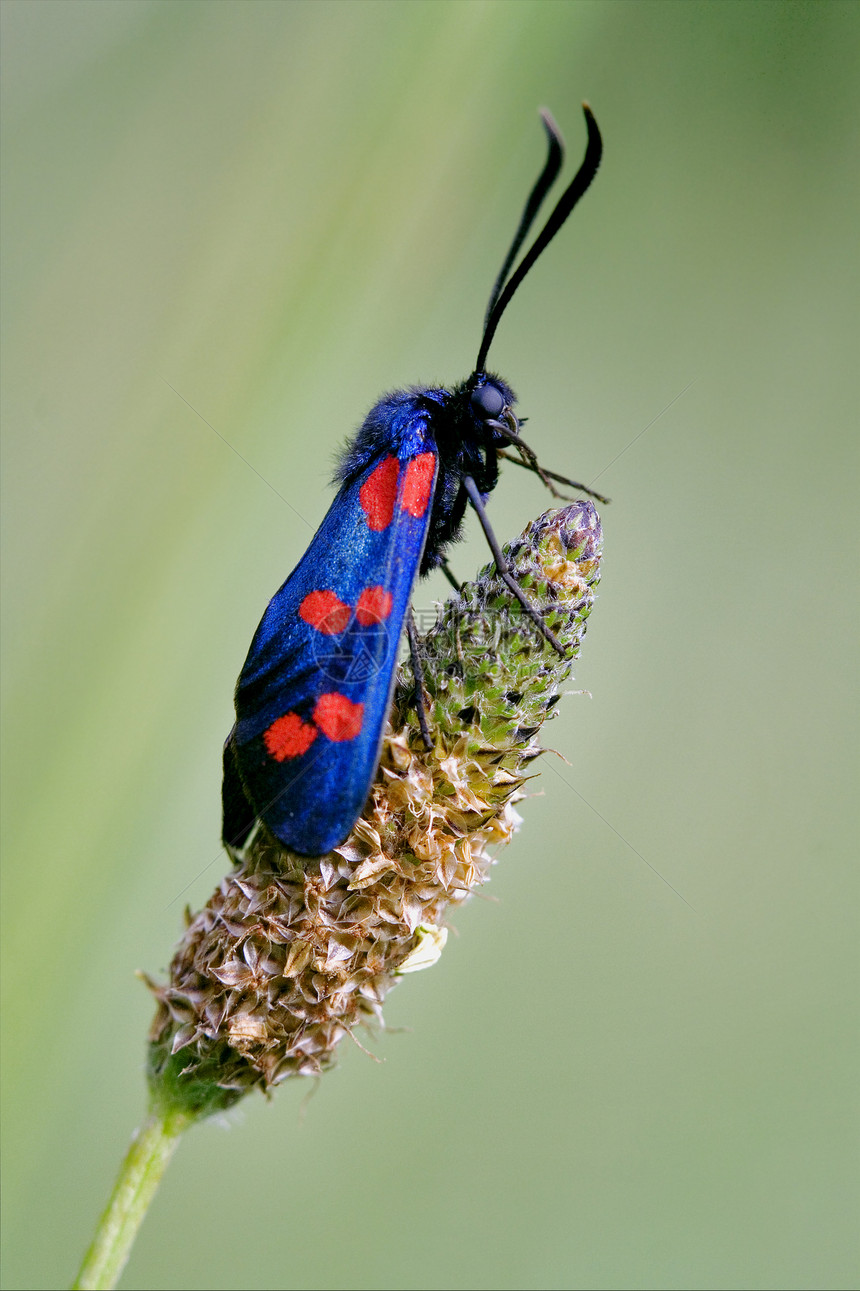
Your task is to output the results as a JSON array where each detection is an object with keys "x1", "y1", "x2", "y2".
[{"x1": 72, "y1": 1105, "x2": 192, "y2": 1290}]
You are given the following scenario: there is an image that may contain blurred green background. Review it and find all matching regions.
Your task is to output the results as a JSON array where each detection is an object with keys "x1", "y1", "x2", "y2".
[{"x1": 2, "y1": 2, "x2": 857, "y2": 1288}]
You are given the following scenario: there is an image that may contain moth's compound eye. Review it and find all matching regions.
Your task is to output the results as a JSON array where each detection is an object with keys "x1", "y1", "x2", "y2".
[{"x1": 470, "y1": 383, "x2": 506, "y2": 420}]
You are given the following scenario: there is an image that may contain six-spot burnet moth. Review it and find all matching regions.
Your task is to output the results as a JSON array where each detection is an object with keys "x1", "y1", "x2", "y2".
[{"x1": 222, "y1": 104, "x2": 607, "y2": 858}]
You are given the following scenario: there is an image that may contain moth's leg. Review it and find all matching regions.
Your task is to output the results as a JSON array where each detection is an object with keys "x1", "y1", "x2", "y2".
[
  {"x1": 440, "y1": 560, "x2": 462, "y2": 594},
  {"x1": 488, "y1": 418, "x2": 567, "y2": 498},
  {"x1": 462, "y1": 474, "x2": 567, "y2": 659},
  {"x1": 496, "y1": 448, "x2": 611, "y2": 506},
  {"x1": 406, "y1": 607, "x2": 433, "y2": 751}
]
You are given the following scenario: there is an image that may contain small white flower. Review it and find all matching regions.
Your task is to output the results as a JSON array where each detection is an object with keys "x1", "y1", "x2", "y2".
[{"x1": 396, "y1": 924, "x2": 449, "y2": 974}]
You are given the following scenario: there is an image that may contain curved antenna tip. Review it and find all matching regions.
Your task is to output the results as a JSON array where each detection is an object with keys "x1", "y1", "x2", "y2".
[
  {"x1": 581, "y1": 103, "x2": 602, "y2": 150},
  {"x1": 539, "y1": 107, "x2": 563, "y2": 144}
]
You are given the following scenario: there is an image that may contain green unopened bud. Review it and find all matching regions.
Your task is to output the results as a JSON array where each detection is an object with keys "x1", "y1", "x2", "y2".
[{"x1": 147, "y1": 501, "x2": 603, "y2": 1117}]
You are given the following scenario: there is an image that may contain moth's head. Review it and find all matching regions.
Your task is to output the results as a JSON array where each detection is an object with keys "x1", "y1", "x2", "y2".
[
  {"x1": 469, "y1": 376, "x2": 508, "y2": 421},
  {"x1": 446, "y1": 372, "x2": 518, "y2": 446}
]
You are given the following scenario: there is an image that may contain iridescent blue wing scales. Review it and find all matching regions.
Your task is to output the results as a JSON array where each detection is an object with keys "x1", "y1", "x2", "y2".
[{"x1": 225, "y1": 409, "x2": 438, "y2": 856}]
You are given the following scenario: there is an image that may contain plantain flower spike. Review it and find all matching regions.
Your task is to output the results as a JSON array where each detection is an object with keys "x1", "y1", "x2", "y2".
[{"x1": 147, "y1": 500, "x2": 603, "y2": 1118}]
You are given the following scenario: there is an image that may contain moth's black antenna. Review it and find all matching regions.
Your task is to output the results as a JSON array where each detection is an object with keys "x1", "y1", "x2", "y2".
[
  {"x1": 482, "y1": 110, "x2": 564, "y2": 334},
  {"x1": 476, "y1": 104, "x2": 602, "y2": 374}
]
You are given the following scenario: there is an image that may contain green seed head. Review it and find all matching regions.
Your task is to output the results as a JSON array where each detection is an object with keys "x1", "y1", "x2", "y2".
[{"x1": 147, "y1": 501, "x2": 603, "y2": 1116}]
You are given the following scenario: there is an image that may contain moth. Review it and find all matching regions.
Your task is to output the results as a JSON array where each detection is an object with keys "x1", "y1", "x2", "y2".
[{"x1": 223, "y1": 105, "x2": 606, "y2": 857}]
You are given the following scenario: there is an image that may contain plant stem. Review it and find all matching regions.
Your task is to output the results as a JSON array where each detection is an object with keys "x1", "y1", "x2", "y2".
[{"x1": 72, "y1": 1105, "x2": 192, "y2": 1290}]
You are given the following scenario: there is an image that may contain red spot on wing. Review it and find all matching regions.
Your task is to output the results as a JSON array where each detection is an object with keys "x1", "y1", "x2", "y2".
[
  {"x1": 314, "y1": 693, "x2": 364, "y2": 742},
  {"x1": 359, "y1": 456, "x2": 399, "y2": 531},
  {"x1": 299, "y1": 589, "x2": 351, "y2": 634},
  {"x1": 355, "y1": 586, "x2": 393, "y2": 626},
  {"x1": 400, "y1": 452, "x2": 436, "y2": 518},
  {"x1": 264, "y1": 712, "x2": 317, "y2": 761}
]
